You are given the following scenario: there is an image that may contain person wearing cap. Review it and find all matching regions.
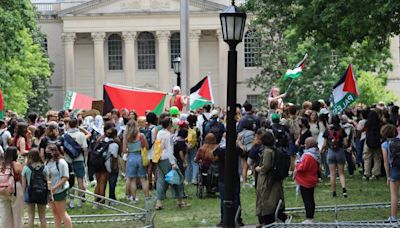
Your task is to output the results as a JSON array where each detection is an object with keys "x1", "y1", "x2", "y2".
[
  {"x1": 0, "y1": 119, "x2": 12, "y2": 151},
  {"x1": 170, "y1": 106, "x2": 180, "y2": 131},
  {"x1": 169, "y1": 86, "x2": 188, "y2": 112},
  {"x1": 197, "y1": 104, "x2": 212, "y2": 143},
  {"x1": 204, "y1": 110, "x2": 225, "y2": 145}
]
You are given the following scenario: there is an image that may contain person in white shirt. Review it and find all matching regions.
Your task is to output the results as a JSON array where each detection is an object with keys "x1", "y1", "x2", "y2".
[
  {"x1": 0, "y1": 119, "x2": 12, "y2": 151},
  {"x1": 196, "y1": 104, "x2": 211, "y2": 143}
]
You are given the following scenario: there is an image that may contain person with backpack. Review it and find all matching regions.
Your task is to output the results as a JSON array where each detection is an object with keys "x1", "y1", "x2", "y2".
[
  {"x1": 340, "y1": 115, "x2": 356, "y2": 177},
  {"x1": 247, "y1": 129, "x2": 267, "y2": 188},
  {"x1": 322, "y1": 115, "x2": 348, "y2": 198},
  {"x1": 237, "y1": 103, "x2": 260, "y2": 133},
  {"x1": 285, "y1": 104, "x2": 301, "y2": 174},
  {"x1": 363, "y1": 110, "x2": 383, "y2": 180},
  {"x1": 294, "y1": 137, "x2": 321, "y2": 224},
  {"x1": 86, "y1": 115, "x2": 104, "y2": 187},
  {"x1": 204, "y1": 110, "x2": 226, "y2": 145},
  {"x1": 255, "y1": 130, "x2": 289, "y2": 226},
  {"x1": 197, "y1": 104, "x2": 211, "y2": 144},
  {"x1": 174, "y1": 128, "x2": 188, "y2": 192},
  {"x1": 145, "y1": 112, "x2": 158, "y2": 190},
  {"x1": 64, "y1": 117, "x2": 88, "y2": 208},
  {"x1": 92, "y1": 123, "x2": 119, "y2": 208},
  {"x1": 123, "y1": 120, "x2": 150, "y2": 204},
  {"x1": 381, "y1": 124, "x2": 400, "y2": 223},
  {"x1": 45, "y1": 144, "x2": 72, "y2": 228},
  {"x1": 185, "y1": 114, "x2": 200, "y2": 184},
  {"x1": 40, "y1": 121, "x2": 64, "y2": 162},
  {"x1": 21, "y1": 148, "x2": 49, "y2": 228},
  {"x1": 0, "y1": 146, "x2": 23, "y2": 228},
  {"x1": 0, "y1": 118, "x2": 12, "y2": 151},
  {"x1": 269, "y1": 114, "x2": 290, "y2": 154},
  {"x1": 237, "y1": 118, "x2": 255, "y2": 184}
]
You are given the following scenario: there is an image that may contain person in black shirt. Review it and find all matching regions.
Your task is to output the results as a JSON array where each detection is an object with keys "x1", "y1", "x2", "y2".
[{"x1": 174, "y1": 128, "x2": 188, "y2": 174}]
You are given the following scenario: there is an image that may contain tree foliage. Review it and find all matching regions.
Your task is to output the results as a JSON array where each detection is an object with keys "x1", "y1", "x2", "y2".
[
  {"x1": 0, "y1": 0, "x2": 51, "y2": 115},
  {"x1": 245, "y1": 0, "x2": 398, "y2": 106},
  {"x1": 357, "y1": 71, "x2": 398, "y2": 105}
]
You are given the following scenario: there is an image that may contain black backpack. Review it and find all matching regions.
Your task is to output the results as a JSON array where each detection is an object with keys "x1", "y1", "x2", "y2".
[
  {"x1": 366, "y1": 127, "x2": 381, "y2": 149},
  {"x1": 90, "y1": 139, "x2": 113, "y2": 172},
  {"x1": 63, "y1": 134, "x2": 83, "y2": 159},
  {"x1": 208, "y1": 121, "x2": 224, "y2": 144},
  {"x1": 140, "y1": 126, "x2": 155, "y2": 149},
  {"x1": 202, "y1": 114, "x2": 210, "y2": 140},
  {"x1": 270, "y1": 124, "x2": 289, "y2": 148},
  {"x1": 27, "y1": 165, "x2": 49, "y2": 204},
  {"x1": 271, "y1": 147, "x2": 290, "y2": 181},
  {"x1": 389, "y1": 138, "x2": 400, "y2": 169}
]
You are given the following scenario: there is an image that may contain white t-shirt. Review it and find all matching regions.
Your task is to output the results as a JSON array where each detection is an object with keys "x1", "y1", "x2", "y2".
[
  {"x1": 46, "y1": 158, "x2": 70, "y2": 194},
  {"x1": 64, "y1": 128, "x2": 88, "y2": 163},
  {"x1": 357, "y1": 119, "x2": 367, "y2": 140},
  {"x1": 0, "y1": 129, "x2": 12, "y2": 150},
  {"x1": 196, "y1": 112, "x2": 211, "y2": 136},
  {"x1": 104, "y1": 137, "x2": 119, "y2": 173}
]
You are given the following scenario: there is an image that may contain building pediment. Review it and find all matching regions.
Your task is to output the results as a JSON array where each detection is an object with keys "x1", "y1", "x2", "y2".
[{"x1": 59, "y1": 0, "x2": 227, "y2": 16}]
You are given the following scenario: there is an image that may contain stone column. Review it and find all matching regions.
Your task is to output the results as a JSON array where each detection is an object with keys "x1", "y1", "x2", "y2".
[
  {"x1": 387, "y1": 35, "x2": 400, "y2": 104},
  {"x1": 62, "y1": 32, "x2": 76, "y2": 93},
  {"x1": 91, "y1": 32, "x2": 106, "y2": 99},
  {"x1": 156, "y1": 30, "x2": 170, "y2": 92},
  {"x1": 189, "y1": 29, "x2": 201, "y2": 87},
  {"x1": 122, "y1": 31, "x2": 137, "y2": 86},
  {"x1": 217, "y1": 29, "x2": 228, "y2": 107}
]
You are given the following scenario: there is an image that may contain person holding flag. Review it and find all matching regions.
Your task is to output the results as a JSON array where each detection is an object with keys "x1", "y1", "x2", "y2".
[
  {"x1": 169, "y1": 86, "x2": 188, "y2": 112},
  {"x1": 267, "y1": 87, "x2": 286, "y2": 110}
]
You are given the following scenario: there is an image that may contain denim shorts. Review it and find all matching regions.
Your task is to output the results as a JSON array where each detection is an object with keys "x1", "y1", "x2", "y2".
[
  {"x1": 126, "y1": 153, "x2": 147, "y2": 178},
  {"x1": 389, "y1": 167, "x2": 400, "y2": 182},
  {"x1": 72, "y1": 161, "x2": 85, "y2": 178},
  {"x1": 288, "y1": 141, "x2": 297, "y2": 156},
  {"x1": 327, "y1": 148, "x2": 346, "y2": 165}
]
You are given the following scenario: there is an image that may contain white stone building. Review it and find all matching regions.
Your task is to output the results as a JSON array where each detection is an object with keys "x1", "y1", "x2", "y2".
[{"x1": 32, "y1": 0, "x2": 400, "y2": 109}]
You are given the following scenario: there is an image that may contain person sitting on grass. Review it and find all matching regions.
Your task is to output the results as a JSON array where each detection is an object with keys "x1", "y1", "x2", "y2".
[
  {"x1": 381, "y1": 124, "x2": 400, "y2": 223},
  {"x1": 294, "y1": 137, "x2": 321, "y2": 224}
]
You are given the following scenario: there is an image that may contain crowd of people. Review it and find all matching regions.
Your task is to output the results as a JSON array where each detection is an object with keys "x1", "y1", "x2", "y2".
[{"x1": 0, "y1": 86, "x2": 400, "y2": 228}]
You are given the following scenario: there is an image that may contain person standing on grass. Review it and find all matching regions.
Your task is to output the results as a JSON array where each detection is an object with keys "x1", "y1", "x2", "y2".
[
  {"x1": 381, "y1": 124, "x2": 400, "y2": 223},
  {"x1": 363, "y1": 110, "x2": 383, "y2": 180},
  {"x1": 45, "y1": 144, "x2": 72, "y2": 228},
  {"x1": 322, "y1": 115, "x2": 348, "y2": 198},
  {"x1": 0, "y1": 146, "x2": 24, "y2": 228},
  {"x1": 255, "y1": 131, "x2": 288, "y2": 227},
  {"x1": 21, "y1": 148, "x2": 48, "y2": 228},
  {"x1": 294, "y1": 137, "x2": 321, "y2": 224},
  {"x1": 296, "y1": 117, "x2": 312, "y2": 157},
  {"x1": 123, "y1": 120, "x2": 150, "y2": 204}
]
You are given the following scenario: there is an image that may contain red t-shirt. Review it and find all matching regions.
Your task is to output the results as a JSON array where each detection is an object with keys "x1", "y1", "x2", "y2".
[{"x1": 173, "y1": 95, "x2": 183, "y2": 111}]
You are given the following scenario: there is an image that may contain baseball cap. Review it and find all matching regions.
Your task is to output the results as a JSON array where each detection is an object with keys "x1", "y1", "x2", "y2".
[
  {"x1": 211, "y1": 110, "x2": 219, "y2": 118},
  {"x1": 319, "y1": 108, "x2": 329, "y2": 115},
  {"x1": 271, "y1": 113, "x2": 281, "y2": 121}
]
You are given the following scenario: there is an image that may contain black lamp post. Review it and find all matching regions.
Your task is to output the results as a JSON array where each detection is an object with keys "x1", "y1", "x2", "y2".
[
  {"x1": 173, "y1": 56, "x2": 182, "y2": 87},
  {"x1": 219, "y1": 1, "x2": 246, "y2": 227}
]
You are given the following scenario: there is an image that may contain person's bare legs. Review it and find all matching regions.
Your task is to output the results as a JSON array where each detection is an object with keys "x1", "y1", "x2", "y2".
[
  {"x1": 49, "y1": 201, "x2": 62, "y2": 228},
  {"x1": 329, "y1": 164, "x2": 337, "y2": 194},
  {"x1": 337, "y1": 164, "x2": 346, "y2": 188},
  {"x1": 390, "y1": 181, "x2": 400, "y2": 220},
  {"x1": 140, "y1": 177, "x2": 150, "y2": 197},
  {"x1": 55, "y1": 200, "x2": 72, "y2": 228},
  {"x1": 37, "y1": 204, "x2": 47, "y2": 228},
  {"x1": 27, "y1": 204, "x2": 36, "y2": 228}
]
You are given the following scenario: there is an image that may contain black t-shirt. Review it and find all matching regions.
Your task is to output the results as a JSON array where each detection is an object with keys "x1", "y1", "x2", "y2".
[
  {"x1": 323, "y1": 127, "x2": 347, "y2": 149},
  {"x1": 174, "y1": 138, "x2": 187, "y2": 168},
  {"x1": 40, "y1": 136, "x2": 64, "y2": 151},
  {"x1": 299, "y1": 129, "x2": 312, "y2": 147},
  {"x1": 213, "y1": 147, "x2": 225, "y2": 183}
]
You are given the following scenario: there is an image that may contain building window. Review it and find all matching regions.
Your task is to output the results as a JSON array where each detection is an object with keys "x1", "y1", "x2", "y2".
[
  {"x1": 170, "y1": 32, "x2": 180, "y2": 68},
  {"x1": 244, "y1": 30, "x2": 260, "y2": 67},
  {"x1": 108, "y1": 34, "x2": 123, "y2": 70},
  {"x1": 137, "y1": 32, "x2": 156, "y2": 70},
  {"x1": 246, "y1": 94, "x2": 261, "y2": 107}
]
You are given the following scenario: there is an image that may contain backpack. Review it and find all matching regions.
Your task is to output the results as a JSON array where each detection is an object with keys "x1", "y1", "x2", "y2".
[
  {"x1": 27, "y1": 165, "x2": 49, "y2": 204},
  {"x1": 140, "y1": 126, "x2": 155, "y2": 149},
  {"x1": 209, "y1": 121, "x2": 224, "y2": 144},
  {"x1": 328, "y1": 128, "x2": 341, "y2": 150},
  {"x1": 366, "y1": 127, "x2": 381, "y2": 149},
  {"x1": 187, "y1": 127, "x2": 200, "y2": 149},
  {"x1": 271, "y1": 147, "x2": 290, "y2": 181},
  {"x1": 202, "y1": 114, "x2": 210, "y2": 140},
  {"x1": 388, "y1": 138, "x2": 400, "y2": 169},
  {"x1": 90, "y1": 139, "x2": 113, "y2": 173},
  {"x1": 270, "y1": 124, "x2": 289, "y2": 148},
  {"x1": 0, "y1": 166, "x2": 15, "y2": 196},
  {"x1": 0, "y1": 131, "x2": 5, "y2": 149},
  {"x1": 63, "y1": 134, "x2": 83, "y2": 159}
]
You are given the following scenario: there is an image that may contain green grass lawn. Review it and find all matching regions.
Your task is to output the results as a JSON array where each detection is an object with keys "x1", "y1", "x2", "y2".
[{"x1": 29, "y1": 170, "x2": 393, "y2": 227}]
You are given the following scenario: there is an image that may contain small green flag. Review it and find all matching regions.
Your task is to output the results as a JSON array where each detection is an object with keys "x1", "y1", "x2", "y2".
[
  {"x1": 284, "y1": 67, "x2": 302, "y2": 80},
  {"x1": 153, "y1": 95, "x2": 166, "y2": 116}
]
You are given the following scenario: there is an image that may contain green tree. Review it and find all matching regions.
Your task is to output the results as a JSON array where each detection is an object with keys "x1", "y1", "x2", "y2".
[
  {"x1": 245, "y1": 0, "x2": 397, "y2": 106},
  {"x1": 357, "y1": 71, "x2": 397, "y2": 105},
  {"x1": 0, "y1": 0, "x2": 51, "y2": 115}
]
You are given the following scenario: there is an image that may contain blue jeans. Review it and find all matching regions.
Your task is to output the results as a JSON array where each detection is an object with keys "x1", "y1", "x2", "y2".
[
  {"x1": 156, "y1": 159, "x2": 184, "y2": 200},
  {"x1": 185, "y1": 148, "x2": 199, "y2": 183},
  {"x1": 108, "y1": 169, "x2": 118, "y2": 200},
  {"x1": 345, "y1": 150, "x2": 355, "y2": 175},
  {"x1": 218, "y1": 182, "x2": 242, "y2": 222},
  {"x1": 321, "y1": 152, "x2": 330, "y2": 177}
]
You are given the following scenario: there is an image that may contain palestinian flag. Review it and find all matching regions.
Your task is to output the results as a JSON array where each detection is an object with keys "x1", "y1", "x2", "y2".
[
  {"x1": 330, "y1": 64, "x2": 359, "y2": 114},
  {"x1": 284, "y1": 53, "x2": 308, "y2": 80},
  {"x1": 63, "y1": 90, "x2": 95, "y2": 111},
  {"x1": 103, "y1": 84, "x2": 167, "y2": 116},
  {"x1": 190, "y1": 76, "x2": 214, "y2": 110},
  {"x1": 0, "y1": 88, "x2": 4, "y2": 119}
]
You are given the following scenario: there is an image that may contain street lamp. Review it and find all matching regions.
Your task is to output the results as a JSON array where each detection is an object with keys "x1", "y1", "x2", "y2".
[
  {"x1": 219, "y1": 1, "x2": 246, "y2": 227},
  {"x1": 172, "y1": 56, "x2": 182, "y2": 87}
]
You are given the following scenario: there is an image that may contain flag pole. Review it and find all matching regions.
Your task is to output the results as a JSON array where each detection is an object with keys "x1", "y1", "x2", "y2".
[{"x1": 285, "y1": 78, "x2": 295, "y2": 94}]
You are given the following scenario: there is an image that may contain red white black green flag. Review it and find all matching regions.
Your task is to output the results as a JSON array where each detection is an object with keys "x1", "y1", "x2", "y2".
[
  {"x1": 189, "y1": 76, "x2": 214, "y2": 110},
  {"x1": 330, "y1": 64, "x2": 359, "y2": 114}
]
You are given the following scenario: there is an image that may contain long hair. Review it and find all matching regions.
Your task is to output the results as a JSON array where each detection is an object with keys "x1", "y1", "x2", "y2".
[
  {"x1": 16, "y1": 122, "x2": 28, "y2": 139},
  {"x1": 125, "y1": 120, "x2": 139, "y2": 142},
  {"x1": 198, "y1": 133, "x2": 218, "y2": 162},
  {"x1": 46, "y1": 144, "x2": 61, "y2": 161},
  {"x1": 27, "y1": 148, "x2": 43, "y2": 165},
  {"x1": 46, "y1": 122, "x2": 59, "y2": 138},
  {"x1": 0, "y1": 146, "x2": 18, "y2": 171}
]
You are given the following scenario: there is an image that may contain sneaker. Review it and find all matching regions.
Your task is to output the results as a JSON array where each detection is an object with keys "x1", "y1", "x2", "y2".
[
  {"x1": 90, "y1": 180, "x2": 97, "y2": 187},
  {"x1": 385, "y1": 216, "x2": 398, "y2": 223},
  {"x1": 362, "y1": 175, "x2": 369, "y2": 181},
  {"x1": 92, "y1": 204, "x2": 99, "y2": 210},
  {"x1": 77, "y1": 199, "x2": 82, "y2": 208},
  {"x1": 332, "y1": 191, "x2": 337, "y2": 198},
  {"x1": 370, "y1": 175, "x2": 379, "y2": 180},
  {"x1": 130, "y1": 196, "x2": 137, "y2": 204},
  {"x1": 285, "y1": 215, "x2": 293, "y2": 224},
  {"x1": 69, "y1": 200, "x2": 75, "y2": 209},
  {"x1": 302, "y1": 219, "x2": 314, "y2": 224}
]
